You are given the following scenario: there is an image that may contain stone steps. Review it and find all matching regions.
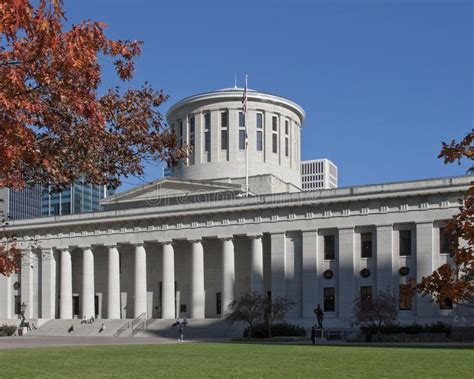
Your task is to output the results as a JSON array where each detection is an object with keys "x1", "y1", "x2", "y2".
[{"x1": 28, "y1": 319, "x2": 130, "y2": 337}]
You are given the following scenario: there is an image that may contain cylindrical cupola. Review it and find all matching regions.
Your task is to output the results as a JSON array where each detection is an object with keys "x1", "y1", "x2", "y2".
[{"x1": 166, "y1": 87, "x2": 305, "y2": 188}]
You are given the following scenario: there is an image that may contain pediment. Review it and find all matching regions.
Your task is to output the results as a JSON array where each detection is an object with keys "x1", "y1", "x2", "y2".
[{"x1": 102, "y1": 178, "x2": 243, "y2": 208}]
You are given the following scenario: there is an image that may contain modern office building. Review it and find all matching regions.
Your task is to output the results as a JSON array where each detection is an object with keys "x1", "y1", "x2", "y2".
[
  {"x1": 41, "y1": 181, "x2": 112, "y2": 216},
  {"x1": 0, "y1": 186, "x2": 42, "y2": 220},
  {"x1": 301, "y1": 159, "x2": 338, "y2": 190},
  {"x1": 0, "y1": 86, "x2": 471, "y2": 332}
]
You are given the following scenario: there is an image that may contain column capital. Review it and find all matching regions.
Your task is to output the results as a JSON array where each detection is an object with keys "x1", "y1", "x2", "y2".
[
  {"x1": 219, "y1": 235, "x2": 234, "y2": 241},
  {"x1": 189, "y1": 238, "x2": 203, "y2": 244},
  {"x1": 133, "y1": 241, "x2": 144, "y2": 247},
  {"x1": 376, "y1": 224, "x2": 393, "y2": 230},
  {"x1": 57, "y1": 246, "x2": 70, "y2": 252},
  {"x1": 247, "y1": 234, "x2": 263, "y2": 240},
  {"x1": 104, "y1": 243, "x2": 117, "y2": 249},
  {"x1": 416, "y1": 221, "x2": 434, "y2": 228},
  {"x1": 338, "y1": 227, "x2": 354, "y2": 234},
  {"x1": 79, "y1": 245, "x2": 92, "y2": 250},
  {"x1": 301, "y1": 229, "x2": 318, "y2": 235},
  {"x1": 159, "y1": 240, "x2": 173, "y2": 245}
]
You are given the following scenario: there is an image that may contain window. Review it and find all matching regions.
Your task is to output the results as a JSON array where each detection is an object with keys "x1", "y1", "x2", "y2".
[
  {"x1": 272, "y1": 134, "x2": 278, "y2": 154},
  {"x1": 440, "y1": 297, "x2": 453, "y2": 310},
  {"x1": 324, "y1": 287, "x2": 335, "y2": 312},
  {"x1": 239, "y1": 112, "x2": 246, "y2": 150},
  {"x1": 324, "y1": 235, "x2": 335, "y2": 260},
  {"x1": 204, "y1": 113, "x2": 210, "y2": 152},
  {"x1": 361, "y1": 232, "x2": 373, "y2": 258},
  {"x1": 180, "y1": 304, "x2": 187, "y2": 313},
  {"x1": 440, "y1": 227, "x2": 454, "y2": 255},
  {"x1": 285, "y1": 120, "x2": 289, "y2": 135},
  {"x1": 221, "y1": 111, "x2": 228, "y2": 150},
  {"x1": 256, "y1": 113, "x2": 263, "y2": 151},
  {"x1": 239, "y1": 130, "x2": 246, "y2": 150},
  {"x1": 216, "y1": 292, "x2": 222, "y2": 315},
  {"x1": 360, "y1": 286, "x2": 372, "y2": 311},
  {"x1": 239, "y1": 112, "x2": 245, "y2": 127},
  {"x1": 285, "y1": 137, "x2": 289, "y2": 157},
  {"x1": 399, "y1": 284, "x2": 412, "y2": 310},
  {"x1": 257, "y1": 131, "x2": 263, "y2": 151},
  {"x1": 272, "y1": 116, "x2": 278, "y2": 131},
  {"x1": 189, "y1": 116, "x2": 195, "y2": 147},
  {"x1": 399, "y1": 230, "x2": 412, "y2": 256},
  {"x1": 179, "y1": 121, "x2": 183, "y2": 147}
]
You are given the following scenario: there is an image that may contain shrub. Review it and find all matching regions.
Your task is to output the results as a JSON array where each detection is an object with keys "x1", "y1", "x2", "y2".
[
  {"x1": 0, "y1": 324, "x2": 17, "y2": 337},
  {"x1": 361, "y1": 322, "x2": 451, "y2": 335},
  {"x1": 243, "y1": 323, "x2": 306, "y2": 338}
]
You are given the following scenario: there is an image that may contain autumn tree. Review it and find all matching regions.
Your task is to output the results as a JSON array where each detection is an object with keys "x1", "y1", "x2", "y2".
[
  {"x1": 263, "y1": 296, "x2": 296, "y2": 338},
  {"x1": 0, "y1": 0, "x2": 186, "y2": 275},
  {"x1": 417, "y1": 131, "x2": 474, "y2": 307}
]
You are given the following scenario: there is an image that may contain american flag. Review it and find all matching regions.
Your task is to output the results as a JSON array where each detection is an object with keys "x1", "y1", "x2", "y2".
[{"x1": 242, "y1": 75, "x2": 248, "y2": 148}]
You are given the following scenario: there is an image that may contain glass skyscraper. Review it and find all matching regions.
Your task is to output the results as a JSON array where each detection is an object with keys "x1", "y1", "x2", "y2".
[
  {"x1": 0, "y1": 186, "x2": 42, "y2": 220},
  {"x1": 42, "y1": 180, "x2": 113, "y2": 216}
]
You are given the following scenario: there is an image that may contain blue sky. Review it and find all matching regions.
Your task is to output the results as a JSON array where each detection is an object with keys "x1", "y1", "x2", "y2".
[{"x1": 65, "y1": 0, "x2": 472, "y2": 191}]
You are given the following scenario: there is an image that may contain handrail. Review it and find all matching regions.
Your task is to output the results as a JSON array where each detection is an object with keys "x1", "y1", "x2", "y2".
[
  {"x1": 131, "y1": 312, "x2": 146, "y2": 329},
  {"x1": 115, "y1": 321, "x2": 130, "y2": 337},
  {"x1": 131, "y1": 320, "x2": 146, "y2": 336},
  {"x1": 144, "y1": 318, "x2": 154, "y2": 329}
]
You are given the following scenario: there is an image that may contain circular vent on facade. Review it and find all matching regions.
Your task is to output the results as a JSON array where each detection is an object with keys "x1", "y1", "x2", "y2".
[
  {"x1": 323, "y1": 269, "x2": 334, "y2": 280},
  {"x1": 360, "y1": 268, "x2": 370, "y2": 278},
  {"x1": 399, "y1": 266, "x2": 410, "y2": 276},
  {"x1": 13, "y1": 282, "x2": 20, "y2": 290}
]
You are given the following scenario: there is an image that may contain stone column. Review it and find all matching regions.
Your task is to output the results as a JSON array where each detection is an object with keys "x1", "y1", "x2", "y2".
[
  {"x1": 59, "y1": 247, "x2": 73, "y2": 319},
  {"x1": 249, "y1": 234, "x2": 264, "y2": 294},
  {"x1": 161, "y1": 241, "x2": 175, "y2": 319},
  {"x1": 416, "y1": 222, "x2": 435, "y2": 318},
  {"x1": 41, "y1": 247, "x2": 56, "y2": 319},
  {"x1": 107, "y1": 244, "x2": 121, "y2": 319},
  {"x1": 270, "y1": 233, "x2": 286, "y2": 298},
  {"x1": 376, "y1": 225, "x2": 394, "y2": 294},
  {"x1": 190, "y1": 239, "x2": 205, "y2": 319},
  {"x1": 21, "y1": 248, "x2": 34, "y2": 319},
  {"x1": 134, "y1": 242, "x2": 147, "y2": 318},
  {"x1": 81, "y1": 246, "x2": 95, "y2": 319},
  {"x1": 302, "y1": 230, "x2": 318, "y2": 318},
  {"x1": 221, "y1": 237, "x2": 235, "y2": 316},
  {"x1": 338, "y1": 228, "x2": 355, "y2": 319},
  {"x1": 0, "y1": 275, "x2": 12, "y2": 319}
]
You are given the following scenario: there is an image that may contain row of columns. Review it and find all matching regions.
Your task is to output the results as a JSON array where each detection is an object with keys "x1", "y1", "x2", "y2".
[{"x1": 58, "y1": 235, "x2": 264, "y2": 319}]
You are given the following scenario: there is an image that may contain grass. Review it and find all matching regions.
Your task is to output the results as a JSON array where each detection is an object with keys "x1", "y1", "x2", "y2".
[{"x1": 0, "y1": 342, "x2": 473, "y2": 378}]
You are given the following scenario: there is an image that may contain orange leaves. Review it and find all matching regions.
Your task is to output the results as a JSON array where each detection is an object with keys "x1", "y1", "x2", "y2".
[{"x1": 0, "y1": 0, "x2": 184, "y2": 194}]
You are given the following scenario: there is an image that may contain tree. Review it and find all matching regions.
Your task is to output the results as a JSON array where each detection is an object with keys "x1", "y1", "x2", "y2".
[
  {"x1": 225, "y1": 292, "x2": 264, "y2": 338},
  {"x1": 352, "y1": 291, "x2": 398, "y2": 334},
  {"x1": 416, "y1": 131, "x2": 474, "y2": 307},
  {"x1": 263, "y1": 296, "x2": 296, "y2": 338},
  {"x1": 0, "y1": 0, "x2": 186, "y2": 275}
]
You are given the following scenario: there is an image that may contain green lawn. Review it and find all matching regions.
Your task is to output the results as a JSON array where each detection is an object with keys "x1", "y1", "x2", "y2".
[{"x1": 0, "y1": 343, "x2": 472, "y2": 378}]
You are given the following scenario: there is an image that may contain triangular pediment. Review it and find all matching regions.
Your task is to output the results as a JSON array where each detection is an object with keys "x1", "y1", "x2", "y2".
[{"x1": 102, "y1": 178, "x2": 243, "y2": 209}]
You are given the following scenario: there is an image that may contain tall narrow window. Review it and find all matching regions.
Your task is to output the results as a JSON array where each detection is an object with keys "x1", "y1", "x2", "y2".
[
  {"x1": 272, "y1": 116, "x2": 278, "y2": 154},
  {"x1": 361, "y1": 232, "x2": 373, "y2": 258},
  {"x1": 239, "y1": 111, "x2": 246, "y2": 150},
  {"x1": 399, "y1": 230, "x2": 412, "y2": 256},
  {"x1": 284, "y1": 120, "x2": 289, "y2": 157},
  {"x1": 189, "y1": 116, "x2": 195, "y2": 147},
  {"x1": 440, "y1": 226, "x2": 453, "y2": 255},
  {"x1": 360, "y1": 286, "x2": 373, "y2": 311},
  {"x1": 256, "y1": 113, "x2": 263, "y2": 151},
  {"x1": 324, "y1": 235, "x2": 336, "y2": 260},
  {"x1": 324, "y1": 287, "x2": 335, "y2": 312},
  {"x1": 204, "y1": 113, "x2": 211, "y2": 152},
  {"x1": 216, "y1": 292, "x2": 222, "y2": 315},
  {"x1": 179, "y1": 121, "x2": 183, "y2": 147},
  {"x1": 221, "y1": 111, "x2": 228, "y2": 150},
  {"x1": 399, "y1": 284, "x2": 412, "y2": 310}
]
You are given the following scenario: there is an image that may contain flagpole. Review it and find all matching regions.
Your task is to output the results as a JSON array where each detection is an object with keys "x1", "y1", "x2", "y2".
[{"x1": 244, "y1": 74, "x2": 249, "y2": 197}]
